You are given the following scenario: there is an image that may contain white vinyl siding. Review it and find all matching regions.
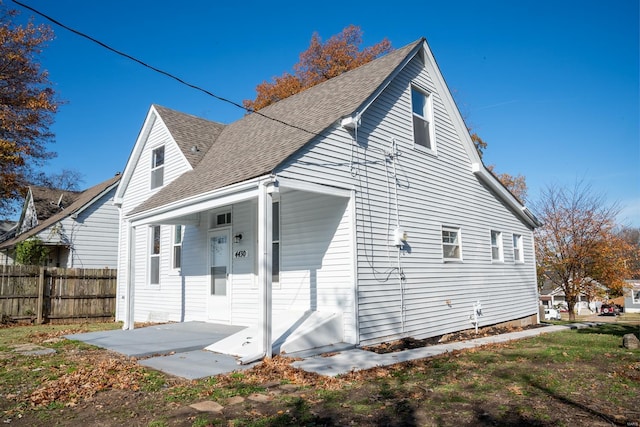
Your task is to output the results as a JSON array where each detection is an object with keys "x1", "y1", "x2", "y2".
[
  {"x1": 279, "y1": 53, "x2": 538, "y2": 346},
  {"x1": 117, "y1": 48, "x2": 539, "y2": 345},
  {"x1": 268, "y1": 190, "x2": 355, "y2": 342},
  {"x1": 115, "y1": 112, "x2": 194, "y2": 322},
  {"x1": 30, "y1": 186, "x2": 120, "y2": 269}
]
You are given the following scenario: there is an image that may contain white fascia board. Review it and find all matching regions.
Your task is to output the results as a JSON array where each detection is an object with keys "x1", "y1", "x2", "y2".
[
  {"x1": 352, "y1": 42, "x2": 424, "y2": 122},
  {"x1": 472, "y1": 164, "x2": 540, "y2": 229},
  {"x1": 127, "y1": 175, "x2": 271, "y2": 227},
  {"x1": 276, "y1": 176, "x2": 352, "y2": 198},
  {"x1": 114, "y1": 108, "x2": 158, "y2": 206}
]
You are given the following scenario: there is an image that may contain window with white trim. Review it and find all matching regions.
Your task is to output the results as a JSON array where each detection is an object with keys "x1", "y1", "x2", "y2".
[
  {"x1": 172, "y1": 225, "x2": 183, "y2": 270},
  {"x1": 272, "y1": 202, "x2": 280, "y2": 283},
  {"x1": 216, "y1": 212, "x2": 231, "y2": 227},
  {"x1": 442, "y1": 226, "x2": 461, "y2": 261},
  {"x1": 149, "y1": 225, "x2": 161, "y2": 285},
  {"x1": 150, "y1": 146, "x2": 165, "y2": 189},
  {"x1": 632, "y1": 288, "x2": 640, "y2": 304},
  {"x1": 411, "y1": 85, "x2": 435, "y2": 151},
  {"x1": 513, "y1": 234, "x2": 523, "y2": 263},
  {"x1": 491, "y1": 230, "x2": 503, "y2": 262}
]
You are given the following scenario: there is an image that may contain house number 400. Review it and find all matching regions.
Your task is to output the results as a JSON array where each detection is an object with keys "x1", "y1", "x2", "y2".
[{"x1": 234, "y1": 250, "x2": 248, "y2": 258}]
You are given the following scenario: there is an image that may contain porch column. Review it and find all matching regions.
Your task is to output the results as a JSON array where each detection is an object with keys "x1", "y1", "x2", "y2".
[
  {"x1": 257, "y1": 180, "x2": 276, "y2": 358},
  {"x1": 124, "y1": 223, "x2": 136, "y2": 330}
]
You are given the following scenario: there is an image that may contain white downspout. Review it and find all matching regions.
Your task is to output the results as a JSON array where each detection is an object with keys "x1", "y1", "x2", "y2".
[{"x1": 239, "y1": 178, "x2": 275, "y2": 364}]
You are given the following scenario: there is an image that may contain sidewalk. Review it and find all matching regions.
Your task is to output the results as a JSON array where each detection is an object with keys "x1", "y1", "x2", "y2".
[
  {"x1": 67, "y1": 321, "x2": 600, "y2": 379},
  {"x1": 291, "y1": 323, "x2": 598, "y2": 377}
]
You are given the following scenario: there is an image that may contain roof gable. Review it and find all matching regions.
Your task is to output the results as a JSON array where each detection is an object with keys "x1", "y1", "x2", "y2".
[
  {"x1": 128, "y1": 39, "x2": 424, "y2": 215},
  {"x1": 114, "y1": 105, "x2": 226, "y2": 205},
  {"x1": 124, "y1": 37, "x2": 537, "y2": 228},
  {"x1": 0, "y1": 175, "x2": 121, "y2": 249}
]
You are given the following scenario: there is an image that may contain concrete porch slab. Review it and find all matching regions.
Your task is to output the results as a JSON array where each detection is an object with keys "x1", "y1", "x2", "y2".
[
  {"x1": 66, "y1": 321, "x2": 246, "y2": 358},
  {"x1": 139, "y1": 349, "x2": 258, "y2": 380}
]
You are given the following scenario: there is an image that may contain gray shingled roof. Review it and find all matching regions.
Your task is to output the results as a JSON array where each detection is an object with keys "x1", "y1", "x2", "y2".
[
  {"x1": 153, "y1": 105, "x2": 226, "y2": 168},
  {"x1": 29, "y1": 186, "x2": 82, "y2": 222},
  {"x1": 0, "y1": 174, "x2": 122, "y2": 249},
  {"x1": 128, "y1": 38, "x2": 424, "y2": 216}
]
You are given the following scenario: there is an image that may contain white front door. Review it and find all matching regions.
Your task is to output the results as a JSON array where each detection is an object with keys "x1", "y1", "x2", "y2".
[{"x1": 208, "y1": 229, "x2": 231, "y2": 322}]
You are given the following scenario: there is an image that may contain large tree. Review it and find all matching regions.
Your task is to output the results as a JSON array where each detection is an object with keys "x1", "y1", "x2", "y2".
[
  {"x1": 534, "y1": 182, "x2": 638, "y2": 320},
  {"x1": 243, "y1": 25, "x2": 392, "y2": 111},
  {"x1": 486, "y1": 165, "x2": 528, "y2": 203},
  {"x1": 0, "y1": 3, "x2": 59, "y2": 216}
]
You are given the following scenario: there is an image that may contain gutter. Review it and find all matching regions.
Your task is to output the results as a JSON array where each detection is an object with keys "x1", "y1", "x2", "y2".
[
  {"x1": 471, "y1": 163, "x2": 541, "y2": 229},
  {"x1": 126, "y1": 175, "x2": 270, "y2": 227}
]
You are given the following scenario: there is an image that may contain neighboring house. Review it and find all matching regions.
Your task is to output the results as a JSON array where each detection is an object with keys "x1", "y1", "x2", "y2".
[
  {"x1": 539, "y1": 282, "x2": 590, "y2": 312},
  {"x1": 114, "y1": 38, "x2": 541, "y2": 358},
  {"x1": 0, "y1": 220, "x2": 16, "y2": 234},
  {"x1": 0, "y1": 175, "x2": 121, "y2": 268},
  {"x1": 623, "y1": 280, "x2": 640, "y2": 313}
]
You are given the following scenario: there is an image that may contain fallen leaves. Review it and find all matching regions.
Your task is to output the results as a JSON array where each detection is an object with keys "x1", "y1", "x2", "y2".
[{"x1": 29, "y1": 356, "x2": 146, "y2": 408}]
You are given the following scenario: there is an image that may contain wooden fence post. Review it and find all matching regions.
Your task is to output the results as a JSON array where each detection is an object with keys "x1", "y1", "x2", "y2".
[{"x1": 37, "y1": 267, "x2": 45, "y2": 324}]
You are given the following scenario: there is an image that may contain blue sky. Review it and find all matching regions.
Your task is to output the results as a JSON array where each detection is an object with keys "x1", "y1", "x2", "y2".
[{"x1": 10, "y1": 0, "x2": 639, "y2": 226}]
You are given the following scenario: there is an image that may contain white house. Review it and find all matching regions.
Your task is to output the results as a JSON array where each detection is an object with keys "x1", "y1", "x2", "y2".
[
  {"x1": 0, "y1": 175, "x2": 121, "y2": 268},
  {"x1": 114, "y1": 38, "x2": 540, "y2": 358}
]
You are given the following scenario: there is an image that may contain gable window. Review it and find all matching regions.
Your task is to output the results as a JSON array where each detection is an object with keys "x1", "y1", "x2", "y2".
[
  {"x1": 513, "y1": 234, "x2": 523, "y2": 263},
  {"x1": 272, "y1": 202, "x2": 280, "y2": 283},
  {"x1": 172, "y1": 225, "x2": 183, "y2": 270},
  {"x1": 149, "y1": 225, "x2": 161, "y2": 285},
  {"x1": 442, "y1": 226, "x2": 461, "y2": 261},
  {"x1": 411, "y1": 85, "x2": 435, "y2": 151},
  {"x1": 491, "y1": 230, "x2": 503, "y2": 262},
  {"x1": 151, "y1": 146, "x2": 165, "y2": 189}
]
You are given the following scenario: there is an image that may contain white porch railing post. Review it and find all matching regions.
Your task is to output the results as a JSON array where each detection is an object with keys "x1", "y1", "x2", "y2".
[
  {"x1": 258, "y1": 180, "x2": 274, "y2": 358},
  {"x1": 124, "y1": 223, "x2": 136, "y2": 330}
]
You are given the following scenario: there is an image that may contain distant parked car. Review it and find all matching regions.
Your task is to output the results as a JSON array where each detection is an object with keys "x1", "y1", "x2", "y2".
[
  {"x1": 544, "y1": 308, "x2": 561, "y2": 320},
  {"x1": 600, "y1": 304, "x2": 620, "y2": 316}
]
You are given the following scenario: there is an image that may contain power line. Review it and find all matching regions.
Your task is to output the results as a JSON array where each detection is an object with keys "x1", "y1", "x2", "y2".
[{"x1": 11, "y1": 0, "x2": 317, "y2": 136}]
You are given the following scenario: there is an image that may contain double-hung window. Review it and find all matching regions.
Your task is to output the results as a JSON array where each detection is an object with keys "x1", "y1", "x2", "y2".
[
  {"x1": 411, "y1": 85, "x2": 435, "y2": 151},
  {"x1": 172, "y1": 225, "x2": 183, "y2": 270},
  {"x1": 151, "y1": 146, "x2": 165, "y2": 189},
  {"x1": 491, "y1": 230, "x2": 503, "y2": 262},
  {"x1": 442, "y1": 226, "x2": 461, "y2": 261},
  {"x1": 513, "y1": 234, "x2": 523, "y2": 263},
  {"x1": 149, "y1": 225, "x2": 161, "y2": 285}
]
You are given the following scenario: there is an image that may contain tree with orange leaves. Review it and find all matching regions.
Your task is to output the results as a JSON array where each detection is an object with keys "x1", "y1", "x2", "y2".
[
  {"x1": 486, "y1": 165, "x2": 528, "y2": 203},
  {"x1": 534, "y1": 182, "x2": 639, "y2": 320},
  {"x1": 244, "y1": 25, "x2": 392, "y2": 111},
  {"x1": 0, "y1": 3, "x2": 60, "y2": 216}
]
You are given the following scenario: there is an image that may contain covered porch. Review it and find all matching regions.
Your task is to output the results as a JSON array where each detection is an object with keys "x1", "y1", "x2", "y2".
[{"x1": 120, "y1": 175, "x2": 356, "y2": 359}]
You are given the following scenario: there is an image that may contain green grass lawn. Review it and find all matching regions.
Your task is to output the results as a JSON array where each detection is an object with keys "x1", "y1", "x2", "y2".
[{"x1": 1, "y1": 321, "x2": 639, "y2": 426}]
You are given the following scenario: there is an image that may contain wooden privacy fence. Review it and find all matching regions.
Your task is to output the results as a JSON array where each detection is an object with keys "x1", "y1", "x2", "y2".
[{"x1": 0, "y1": 265, "x2": 117, "y2": 323}]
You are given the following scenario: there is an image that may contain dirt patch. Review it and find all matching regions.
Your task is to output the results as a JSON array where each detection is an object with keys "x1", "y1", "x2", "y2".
[{"x1": 363, "y1": 323, "x2": 546, "y2": 354}]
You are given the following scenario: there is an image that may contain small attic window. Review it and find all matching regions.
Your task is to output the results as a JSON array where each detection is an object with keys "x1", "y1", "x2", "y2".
[
  {"x1": 151, "y1": 146, "x2": 165, "y2": 189},
  {"x1": 411, "y1": 85, "x2": 435, "y2": 152}
]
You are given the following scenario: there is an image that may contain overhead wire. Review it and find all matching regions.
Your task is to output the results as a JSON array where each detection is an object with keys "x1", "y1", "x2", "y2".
[{"x1": 11, "y1": 0, "x2": 318, "y2": 137}]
